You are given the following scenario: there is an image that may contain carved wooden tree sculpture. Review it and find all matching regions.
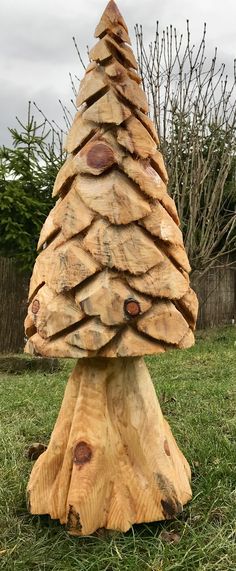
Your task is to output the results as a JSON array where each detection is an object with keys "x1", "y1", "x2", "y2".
[{"x1": 24, "y1": 0, "x2": 198, "y2": 535}]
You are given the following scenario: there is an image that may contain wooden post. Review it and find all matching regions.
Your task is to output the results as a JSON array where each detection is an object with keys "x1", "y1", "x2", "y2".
[
  {"x1": 27, "y1": 357, "x2": 191, "y2": 535},
  {"x1": 24, "y1": 0, "x2": 198, "y2": 535}
]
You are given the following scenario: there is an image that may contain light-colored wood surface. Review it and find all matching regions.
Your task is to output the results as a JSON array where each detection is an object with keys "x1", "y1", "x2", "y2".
[
  {"x1": 100, "y1": 327, "x2": 166, "y2": 357},
  {"x1": 76, "y1": 67, "x2": 108, "y2": 107},
  {"x1": 177, "y1": 288, "x2": 199, "y2": 330},
  {"x1": 75, "y1": 269, "x2": 152, "y2": 325},
  {"x1": 135, "y1": 109, "x2": 159, "y2": 144},
  {"x1": 25, "y1": 0, "x2": 197, "y2": 358},
  {"x1": 137, "y1": 300, "x2": 189, "y2": 345},
  {"x1": 75, "y1": 170, "x2": 151, "y2": 224},
  {"x1": 83, "y1": 89, "x2": 131, "y2": 124},
  {"x1": 83, "y1": 219, "x2": 163, "y2": 274},
  {"x1": 117, "y1": 116, "x2": 157, "y2": 158},
  {"x1": 27, "y1": 357, "x2": 192, "y2": 535},
  {"x1": 140, "y1": 201, "x2": 184, "y2": 245},
  {"x1": 30, "y1": 285, "x2": 85, "y2": 339},
  {"x1": 127, "y1": 258, "x2": 189, "y2": 299},
  {"x1": 65, "y1": 111, "x2": 98, "y2": 154},
  {"x1": 95, "y1": 0, "x2": 129, "y2": 38},
  {"x1": 105, "y1": 62, "x2": 148, "y2": 111}
]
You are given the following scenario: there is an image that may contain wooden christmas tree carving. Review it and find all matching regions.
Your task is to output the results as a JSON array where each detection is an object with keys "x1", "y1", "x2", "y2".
[{"x1": 24, "y1": 0, "x2": 198, "y2": 535}]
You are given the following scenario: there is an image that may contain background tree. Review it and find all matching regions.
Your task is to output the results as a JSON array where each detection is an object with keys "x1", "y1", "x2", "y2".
[
  {"x1": 135, "y1": 22, "x2": 236, "y2": 279},
  {"x1": 0, "y1": 103, "x2": 65, "y2": 271},
  {"x1": 1, "y1": 24, "x2": 235, "y2": 278}
]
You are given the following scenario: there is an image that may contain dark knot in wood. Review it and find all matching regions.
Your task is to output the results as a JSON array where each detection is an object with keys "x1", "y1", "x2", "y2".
[
  {"x1": 73, "y1": 441, "x2": 92, "y2": 465},
  {"x1": 32, "y1": 299, "x2": 40, "y2": 314},
  {"x1": 164, "y1": 439, "x2": 171, "y2": 456},
  {"x1": 86, "y1": 142, "x2": 115, "y2": 170},
  {"x1": 124, "y1": 298, "x2": 141, "y2": 318}
]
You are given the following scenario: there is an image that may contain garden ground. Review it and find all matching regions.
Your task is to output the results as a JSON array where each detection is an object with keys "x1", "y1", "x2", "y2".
[{"x1": 0, "y1": 326, "x2": 235, "y2": 570}]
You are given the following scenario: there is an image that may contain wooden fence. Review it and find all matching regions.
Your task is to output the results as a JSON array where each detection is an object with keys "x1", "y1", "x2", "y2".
[
  {"x1": 193, "y1": 256, "x2": 236, "y2": 329},
  {"x1": 0, "y1": 255, "x2": 235, "y2": 353},
  {"x1": 0, "y1": 257, "x2": 29, "y2": 353}
]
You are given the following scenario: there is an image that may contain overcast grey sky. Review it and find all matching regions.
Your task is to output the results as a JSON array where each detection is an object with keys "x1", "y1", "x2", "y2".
[{"x1": 0, "y1": 0, "x2": 235, "y2": 146}]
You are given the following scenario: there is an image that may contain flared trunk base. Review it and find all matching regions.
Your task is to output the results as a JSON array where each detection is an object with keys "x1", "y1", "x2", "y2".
[{"x1": 27, "y1": 357, "x2": 192, "y2": 535}]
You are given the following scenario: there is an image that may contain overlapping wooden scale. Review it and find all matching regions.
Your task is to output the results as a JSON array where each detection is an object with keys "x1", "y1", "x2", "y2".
[
  {"x1": 117, "y1": 116, "x2": 157, "y2": 158},
  {"x1": 64, "y1": 111, "x2": 98, "y2": 154},
  {"x1": 74, "y1": 170, "x2": 151, "y2": 224},
  {"x1": 135, "y1": 109, "x2": 159, "y2": 145},
  {"x1": 140, "y1": 201, "x2": 183, "y2": 245},
  {"x1": 25, "y1": 333, "x2": 90, "y2": 358},
  {"x1": 140, "y1": 202, "x2": 191, "y2": 272},
  {"x1": 137, "y1": 300, "x2": 190, "y2": 346},
  {"x1": 105, "y1": 61, "x2": 148, "y2": 112},
  {"x1": 178, "y1": 329, "x2": 195, "y2": 349},
  {"x1": 151, "y1": 150, "x2": 169, "y2": 184},
  {"x1": 127, "y1": 257, "x2": 189, "y2": 300},
  {"x1": 53, "y1": 134, "x2": 118, "y2": 197},
  {"x1": 89, "y1": 35, "x2": 138, "y2": 71},
  {"x1": 29, "y1": 235, "x2": 101, "y2": 300},
  {"x1": 38, "y1": 183, "x2": 94, "y2": 250},
  {"x1": 95, "y1": 0, "x2": 129, "y2": 39},
  {"x1": 100, "y1": 326, "x2": 166, "y2": 357},
  {"x1": 163, "y1": 243, "x2": 191, "y2": 273},
  {"x1": 105, "y1": 36, "x2": 138, "y2": 70},
  {"x1": 176, "y1": 288, "x2": 199, "y2": 330},
  {"x1": 75, "y1": 269, "x2": 151, "y2": 325},
  {"x1": 66, "y1": 317, "x2": 118, "y2": 351},
  {"x1": 122, "y1": 155, "x2": 168, "y2": 200},
  {"x1": 83, "y1": 218, "x2": 163, "y2": 274},
  {"x1": 37, "y1": 203, "x2": 60, "y2": 250},
  {"x1": 82, "y1": 89, "x2": 131, "y2": 125},
  {"x1": 76, "y1": 67, "x2": 108, "y2": 108},
  {"x1": 28, "y1": 284, "x2": 85, "y2": 340}
]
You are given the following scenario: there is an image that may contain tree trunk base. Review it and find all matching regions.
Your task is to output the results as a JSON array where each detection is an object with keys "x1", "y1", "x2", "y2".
[{"x1": 27, "y1": 357, "x2": 192, "y2": 535}]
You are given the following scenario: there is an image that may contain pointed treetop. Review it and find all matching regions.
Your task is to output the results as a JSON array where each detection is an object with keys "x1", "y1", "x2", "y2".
[{"x1": 95, "y1": 0, "x2": 130, "y2": 42}]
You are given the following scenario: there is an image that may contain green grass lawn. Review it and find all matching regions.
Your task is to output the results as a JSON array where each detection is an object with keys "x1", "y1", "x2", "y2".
[{"x1": 0, "y1": 326, "x2": 235, "y2": 570}]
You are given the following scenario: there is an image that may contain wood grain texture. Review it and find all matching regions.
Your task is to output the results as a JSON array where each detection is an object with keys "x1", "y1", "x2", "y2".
[
  {"x1": 29, "y1": 236, "x2": 101, "y2": 300},
  {"x1": 25, "y1": 333, "x2": 90, "y2": 358},
  {"x1": 105, "y1": 35, "x2": 138, "y2": 70},
  {"x1": 75, "y1": 269, "x2": 151, "y2": 325},
  {"x1": 52, "y1": 155, "x2": 77, "y2": 198},
  {"x1": 127, "y1": 258, "x2": 189, "y2": 299},
  {"x1": 52, "y1": 182, "x2": 94, "y2": 242},
  {"x1": 177, "y1": 288, "x2": 199, "y2": 330},
  {"x1": 89, "y1": 38, "x2": 113, "y2": 64},
  {"x1": 100, "y1": 327, "x2": 166, "y2": 357},
  {"x1": 75, "y1": 170, "x2": 151, "y2": 224},
  {"x1": 178, "y1": 329, "x2": 195, "y2": 349},
  {"x1": 163, "y1": 243, "x2": 191, "y2": 273},
  {"x1": 95, "y1": 0, "x2": 129, "y2": 38},
  {"x1": 66, "y1": 317, "x2": 118, "y2": 351},
  {"x1": 27, "y1": 357, "x2": 192, "y2": 535},
  {"x1": 151, "y1": 150, "x2": 169, "y2": 184},
  {"x1": 83, "y1": 219, "x2": 163, "y2": 274},
  {"x1": 65, "y1": 111, "x2": 98, "y2": 154},
  {"x1": 83, "y1": 89, "x2": 131, "y2": 124},
  {"x1": 76, "y1": 68, "x2": 108, "y2": 107},
  {"x1": 117, "y1": 116, "x2": 157, "y2": 158},
  {"x1": 135, "y1": 109, "x2": 159, "y2": 144},
  {"x1": 105, "y1": 61, "x2": 148, "y2": 112},
  {"x1": 29, "y1": 285, "x2": 85, "y2": 339},
  {"x1": 122, "y1": 155, "x2": 168, "y2": 199},
  {"x1": 37, "y1": 203, "x2": 60, "y2": 250},
  {"x1": 140, "y1": 201, "x2": 184, "y2": 245},
  {"x1": 137, "y1": 300, "x2": 189, "y2": 345}
]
